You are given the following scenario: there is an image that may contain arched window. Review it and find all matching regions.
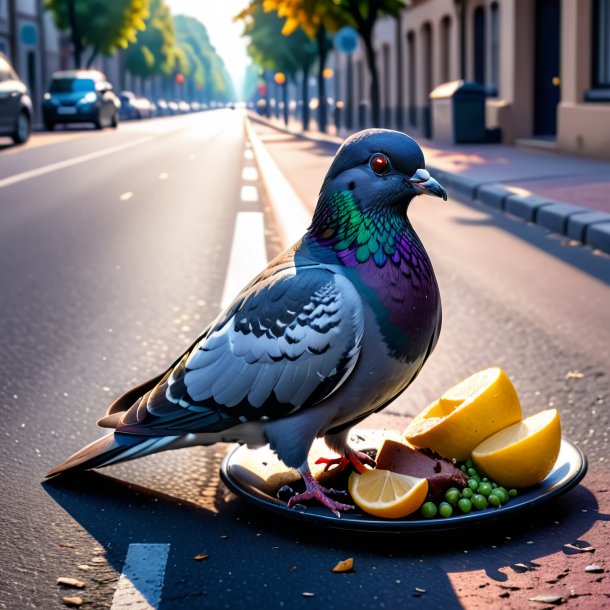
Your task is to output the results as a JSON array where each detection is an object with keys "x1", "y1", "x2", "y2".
[
  {"x1": 440, "y1": 15, "x2": 452, "y2": 83},
  {"x1": 490, "y1": 2, "x2": 500, "y2": 95},
  {"x1": 407, "y1": 31, "x2": 417, "y2": 126},
  {"x1": 473, "y1": 6, "x2": 486, "y2": 85}
]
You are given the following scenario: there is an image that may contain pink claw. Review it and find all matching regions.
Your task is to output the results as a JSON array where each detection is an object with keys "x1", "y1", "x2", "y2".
[{"x1": 288, "y1": 465, "x2": 354, "y2": 515}]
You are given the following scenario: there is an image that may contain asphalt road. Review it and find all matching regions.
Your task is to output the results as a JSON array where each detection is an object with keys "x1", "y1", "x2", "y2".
[{"x1": 0, "y1": 112, "x2": 608, "y2": 609}]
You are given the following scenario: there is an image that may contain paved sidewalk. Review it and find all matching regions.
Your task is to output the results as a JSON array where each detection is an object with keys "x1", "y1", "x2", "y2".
[{"x1": 250, "y1": 113, "x2": 610, "y2": 255}]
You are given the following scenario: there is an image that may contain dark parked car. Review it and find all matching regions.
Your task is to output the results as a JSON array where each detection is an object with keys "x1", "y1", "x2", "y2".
[
  {"x1": 42, "y1": 70, "x2": 120, "y2": 130},
  {"x1": 119, "y1": 91, "x2": 154, "y2": 120},
  {"x1": 0, "y1": 53, "x2": 32, "y2": 144}
]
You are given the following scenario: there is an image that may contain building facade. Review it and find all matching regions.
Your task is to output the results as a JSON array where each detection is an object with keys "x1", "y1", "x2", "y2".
[{"x1": 334, "y1": 0, "x2": 610, "y2": 160}]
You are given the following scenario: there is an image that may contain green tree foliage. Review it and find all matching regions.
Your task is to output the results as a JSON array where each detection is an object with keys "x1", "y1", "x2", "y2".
[
  {"x1": 173, "y1": 15, "x2": 235, "y2": 102},
  {"x1": 44, "y1": 0, "x2": 150, "y2": 68},
  {"x1": 124, "y1": 0, "x2": 177, "y2": 80}
]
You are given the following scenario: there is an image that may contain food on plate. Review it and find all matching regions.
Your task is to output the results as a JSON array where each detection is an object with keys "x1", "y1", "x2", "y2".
[
  {"x1": 472, "y1": 408, "x2": 561, "y2": 488},
  {"x1": 347, "y1": 469, "x2": 428, "y2": 518},
  {"x1": 403, "y1": 368, "x2": 522, "y2": 461},
  {"x1": 375, "y1": 439, "x2": 468, "y2": 497}
]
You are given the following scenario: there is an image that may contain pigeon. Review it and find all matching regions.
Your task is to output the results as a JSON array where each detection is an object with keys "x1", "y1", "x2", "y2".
[{"x1": 47, "y1": 128, "x2": 447, "y2": 513}]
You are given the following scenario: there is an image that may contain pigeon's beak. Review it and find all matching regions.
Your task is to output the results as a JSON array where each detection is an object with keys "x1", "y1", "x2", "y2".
[{"x1": 408, "y1": 169, "x2": 448, "y2": 201}]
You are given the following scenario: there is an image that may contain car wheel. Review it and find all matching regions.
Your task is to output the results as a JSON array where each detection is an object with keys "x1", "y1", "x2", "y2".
[
  {"x1": 12, "y1": 111, "x2": 31, "y2": 144},
  {"x1": 44, "y1": 120, "x2": 55, "y2": 131},
  {"x1": 94, "y1": 112, "x2": 103, "y2": 130},
  {"x1": 111, "y1": 112, "x2": 119, "y2": 128}
]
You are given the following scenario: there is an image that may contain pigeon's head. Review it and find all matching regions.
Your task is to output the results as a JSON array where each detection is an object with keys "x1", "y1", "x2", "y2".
[{"x1": 319, "y1": 129, "x2": 447, "y2": 211}]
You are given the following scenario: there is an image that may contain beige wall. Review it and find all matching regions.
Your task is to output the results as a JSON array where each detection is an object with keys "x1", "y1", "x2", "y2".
[{"x1": 333, "y1": 0, "x2": 610, "y2": 158}]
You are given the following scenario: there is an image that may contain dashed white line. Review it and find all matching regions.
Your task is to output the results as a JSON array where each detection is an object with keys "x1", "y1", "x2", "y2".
[
  {"x1": 220, "y1": 211, "x2": 268, "y2": 309},
  {"x1": 241, "y1": 166, "x2": 258, "y2": 181},
  {"x1": 120, "y1": 192, "x2": 133, "y2": 201},
  {"x1": 240, "y1": 184, "x2": 259, "y2": 202},
  {"x1": 158, "y1": 172, "x2": 169, "y2": 180},
  {"x1": 0, "y1": 136, "x2": 154, "y2": 190},
  {"x1": 111, "y1": 543, "x2": 170, "y2": 610}
]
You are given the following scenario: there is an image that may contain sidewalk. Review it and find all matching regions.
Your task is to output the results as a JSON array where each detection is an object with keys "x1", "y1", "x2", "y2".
[{"x1": 249, "y1": 112, "x2": 610, "y2": 255}]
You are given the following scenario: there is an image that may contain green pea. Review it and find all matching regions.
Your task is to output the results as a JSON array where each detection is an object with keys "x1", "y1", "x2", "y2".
[
  {"x1": 420, "y1": 502, "x2": 438, "y2": 519},
  {"x1": 472, "y1": 494, "x2": 488, "y2": 510},
  {"x1": 468, "y1": 478, "x2": 479, "y2": 491},
  {"x1": 458, "y1": 498, "x2": 472, "y2": 513},
  {"x1": 508, "y1": 489, "x2": 518, "y2": 498},
  {"x1": 492, "y1": 487, "x2": 508, "y2": 503},
  {"x1": 445, "y1": 488, "x2": 461, "y2": 505},
  {"x1": 461, "y1": 487, "x2": 473, "y2": 499},
  {"x1": 491, "y1": 482, "x2": 498, "y2": 488},
  {"x1": 488, "y1": 494, "x2": 501, "y2": 507},
  {"x1": 460, "y1": 465, "x2": 467, "y2": 473},
  {"x1": 467, "y1": 467, "x2": 479, "y2": 479},
  {"x1": 465, "y1": 459, "x2": 474, "y2": 469},
  {"x1": 438, "y1": 502, "x2": 453, "y2": 518},
  {"x1": 478, "y1": 482, "x2": 493, "y2": 496}
]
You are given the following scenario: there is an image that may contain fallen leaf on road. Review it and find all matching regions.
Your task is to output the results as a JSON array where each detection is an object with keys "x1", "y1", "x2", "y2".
[
  {"x1": 62, "y1": 597, "x2": 83, "y2": 607},
  {"x1": 77, "y1": 565, "x2": 90, "y2": 572},
  {"x1": 528, "y1": 595, "x2": 565, "y2": 604},
  {"x1": 194, "y1": 554, "x2": 209, "y2": 561},
  {"x1": 414, "y1": 587, "x2": 426, "y2": 594},
  {"x1": 512, "y1": 563, "x2": 529, "y2": 572},
  {"x1": 331, "y1": 558, "x2": 353, "y2": 573},
  {"x1": 585, "y1": 565, "x2": 604, "y2": 573},
  {"x1": 57, "y1": 578, "x2": 85, "y2": 589},
  {"x1": 565, "y1": 371, "x2": 584, "y2": 379},
  {"x1": 58, "y1": 544, "x2": 75, "y2": 549}
]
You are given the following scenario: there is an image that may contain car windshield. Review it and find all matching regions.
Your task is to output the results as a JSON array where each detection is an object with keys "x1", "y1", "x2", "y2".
[{"x1": 50, "y1": 78, "x2": 96, "y2": 93}]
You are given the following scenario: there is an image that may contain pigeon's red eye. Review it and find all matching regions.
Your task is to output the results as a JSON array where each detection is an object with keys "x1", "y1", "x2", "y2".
[{"x1": 370, "y1": 154, "x2": 389, "y2": 175}]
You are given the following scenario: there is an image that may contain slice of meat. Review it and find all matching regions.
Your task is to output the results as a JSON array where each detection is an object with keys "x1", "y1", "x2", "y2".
[{"x1": 376, "y1": 439, "x2": 468, "y2": 498}]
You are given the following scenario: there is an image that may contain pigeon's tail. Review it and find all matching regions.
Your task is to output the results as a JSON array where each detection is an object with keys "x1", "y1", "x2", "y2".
[{"x1": 45, "y1": 432, "x2": 182, "y2": 478}]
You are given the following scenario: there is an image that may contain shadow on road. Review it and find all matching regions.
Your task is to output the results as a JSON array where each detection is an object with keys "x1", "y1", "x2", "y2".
[{"x1": 42, "y1": 468, "x2": 608, "y2": 608}]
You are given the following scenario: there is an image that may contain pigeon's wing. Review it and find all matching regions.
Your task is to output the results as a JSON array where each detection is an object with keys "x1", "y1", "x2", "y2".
[{"x1": 114, "y1": 265, "x2": 364, "y2": 436}]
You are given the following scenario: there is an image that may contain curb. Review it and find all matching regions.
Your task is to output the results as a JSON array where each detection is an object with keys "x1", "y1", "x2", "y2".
[{"x1": 247, "y1": 112, "x2": 610, "y2": 256}]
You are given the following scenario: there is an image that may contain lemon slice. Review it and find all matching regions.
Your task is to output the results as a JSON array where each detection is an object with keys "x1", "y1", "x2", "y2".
[
  {"x1": 472, "y1": 408, "x2": 561, "y2": 488},
  {"x1": 403, "y1": 368, "x2": 522, "y2": 461},
  {"x1": 348, "y1": 469, "x2": 428, "y2": 518}
]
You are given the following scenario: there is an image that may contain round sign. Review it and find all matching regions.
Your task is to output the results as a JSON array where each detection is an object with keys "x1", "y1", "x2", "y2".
[{"x1": 334, "y1": 26, "x2": 358, "y2": 54}]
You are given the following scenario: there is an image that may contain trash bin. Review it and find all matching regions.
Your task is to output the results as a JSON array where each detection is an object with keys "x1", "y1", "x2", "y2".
[{"x1": 430, "y1": 80, "x2": 486, "y2": 144}]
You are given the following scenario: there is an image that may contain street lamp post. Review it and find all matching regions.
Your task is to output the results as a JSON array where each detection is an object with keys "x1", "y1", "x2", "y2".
[{"x1": 274, "y1": 72, "x2": 288, "y2": 127}]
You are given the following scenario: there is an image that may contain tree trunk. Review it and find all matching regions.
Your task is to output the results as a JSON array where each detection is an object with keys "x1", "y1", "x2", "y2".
[
  {"x1": 301, "y1": 66, "x2": 310, "y2": 131},
  {"x1": 86, "y1": 46, "x2": 99, "y2": 69},
  {"x1": 362, "y1": 32, "x2": 380, "y2": 127},
  {"x1": 316, "y1": 27, "x2": 328, "y2": 133},
  {"x1": 282, "y1": 82, "x2": 288, "y2": 126},
  {"x1": 67, "y1": 0, "x2": 83, "y2": 68}
]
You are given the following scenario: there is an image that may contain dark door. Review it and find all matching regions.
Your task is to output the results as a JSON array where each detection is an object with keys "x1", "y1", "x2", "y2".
[{"x1": 534, "y1": 0, "x2": 561, "y2": 136}]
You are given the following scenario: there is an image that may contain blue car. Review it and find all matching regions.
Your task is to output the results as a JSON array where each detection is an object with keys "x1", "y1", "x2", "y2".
[
  {"x1": 42, "y1": 70, "x2": 120, "y2": 130},
  {"x1": 0, "y1": 53, "x2": 32, "y2": 144}
]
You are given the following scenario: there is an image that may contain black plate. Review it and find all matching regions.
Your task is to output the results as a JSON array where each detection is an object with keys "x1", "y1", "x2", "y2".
[{"x1": 219, "y1": 431, "x2": 588, "y2": 533}]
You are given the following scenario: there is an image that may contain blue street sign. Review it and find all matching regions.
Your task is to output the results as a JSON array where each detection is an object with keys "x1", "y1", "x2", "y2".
[
  {"x1": 335, "y1": 26, "x2": 358, "y2": 55},
  {"x1": 21, "y1": 24, "x2": 37, "y2": 46}
]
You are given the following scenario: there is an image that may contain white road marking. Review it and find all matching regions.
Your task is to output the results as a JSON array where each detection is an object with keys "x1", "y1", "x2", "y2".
[
  {"x1": 111, "y1": 543, "x2": 170, "y2": 610},
  {"x1": 245, "y1": 120, "x2": 310, "y2": 246},
  {"x1": 0, "y1": 136, "x2": 154, "y2": 190},
  {"x1": 220, "y1": 211, "x2": 268, "y2": 309},
  {"x1": 244, "y1": 149, "x2": 254, "y2": 160},
  {"x1": 241, "y1": 166, "x2": 258, "y2": 181},
  {"x1": 158, "y1": 172, "x2": 169, "y2": 180},
  {"x1": 240, "y1": 184, "x2": 259, "y2": 202},
  {"x1": 120, "y1": 192, "x2": 133, "y2": 201}
]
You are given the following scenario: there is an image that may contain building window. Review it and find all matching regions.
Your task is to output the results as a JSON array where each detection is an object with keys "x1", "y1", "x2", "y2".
[
  {"x1": 586, "y1": 0, "x2": 610, "y2": 100},
  {"x1": 407, "y1": 31, "x2": 417, "y2": 127},
  {"x1": 440, "y1": 16, "x2": 451, "y2": 83},
  {"x1": 490, "y1": 2, "x2": 500, "y2": 95},
  {"x1": 473, "y1": 6, "x2": 486, "y2": 85}
]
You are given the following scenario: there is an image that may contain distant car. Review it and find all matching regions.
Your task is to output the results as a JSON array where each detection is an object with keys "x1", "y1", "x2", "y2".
[
  {"x1": 167, "y1": 100, "x2": 179, "y2": 115},
  {"x1": 0, "y1": 53, "x2": 33, "y2": 145},
  {"x1": 119, "y1": 91, "x2": 153, "y2": 119},
  {"x1": 177, "y1": 100, "x2": 190, "y2": 114},
  {"x1": 190, "y1": 101, "x2": 201, "y2": 112},
  {"x1": 155, "y1": 99, "x2": 169, "y2": 116},
  {"x1": 42, "y1": 70, "x2": 120, "y2": 130}
]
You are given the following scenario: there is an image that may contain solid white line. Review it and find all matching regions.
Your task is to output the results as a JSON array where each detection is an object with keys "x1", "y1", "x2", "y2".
[
  {"x1": 241, "y1": 166, "x2": 258, "y2": 181},
  {"x1": 220, "y1": 211, "x2": 268, "y2": 309},
  {"x1": 0, "y1": 136, "x2": 154, "y2": 190},
  {"x1": 111, "y1": 543, "x2": 170, "y2": 610},
  {"x1": 245, "y1": 120, "x2": 310, "y2": 247},
  {"x1": 240, "y1": 184, "x2": 259, "y2": 202}
]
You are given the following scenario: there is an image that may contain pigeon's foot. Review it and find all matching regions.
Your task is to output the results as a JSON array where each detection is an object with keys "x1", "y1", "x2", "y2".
[
  {"x1": 315, "y1": 449, "x2": 376, "y2": 474},
  {"x1": 287, "y1": 465, "x2": 354, "y2": 515}
]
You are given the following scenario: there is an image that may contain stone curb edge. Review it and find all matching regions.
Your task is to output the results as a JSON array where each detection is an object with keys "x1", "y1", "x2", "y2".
[{"x1": 246, "y1": 112, "x2": 610, "y2": 256}]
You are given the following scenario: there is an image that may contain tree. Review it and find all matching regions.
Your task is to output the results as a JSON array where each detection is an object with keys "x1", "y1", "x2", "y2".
[
  {"x1": 332, "y1": 0, "x2": 407, "y2": 127},
  {"x1": 237, "y1": 3, "x2": 317, "y2": 128},
  {"x1": 124, "y1": 0, "x2": 178, "y2": 86},
  {"x1": 44, "y1": 0, "x2": 150, "y2": 69}
]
